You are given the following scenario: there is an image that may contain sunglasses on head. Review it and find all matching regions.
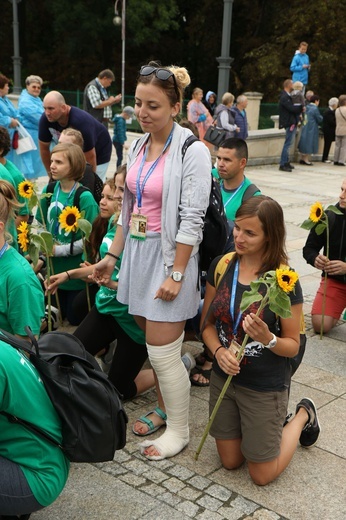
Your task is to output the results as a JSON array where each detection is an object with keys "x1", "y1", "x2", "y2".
[{"x1": 139, "y1": 66, "x2": 179, "y2": 99}]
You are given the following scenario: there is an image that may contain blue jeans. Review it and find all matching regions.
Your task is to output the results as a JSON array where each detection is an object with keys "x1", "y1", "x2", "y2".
[{"x1": 280, "y1": 126, "x2": 297, "y2": 166}]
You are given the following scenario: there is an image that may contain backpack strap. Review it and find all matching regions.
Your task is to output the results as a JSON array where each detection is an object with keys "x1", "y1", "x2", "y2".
[
  {"x1": 182, "y1": 135, "x2": 199, "y2": 161},
  {"x1": 70, "y1": 185, "x2": 90, "y2": 255},
  {"x1": 241, "y1": 183, "x2": 259, "y2": 203},
  {"x1": 214, "y1": 252, "x2": 236, "y2": 289}
]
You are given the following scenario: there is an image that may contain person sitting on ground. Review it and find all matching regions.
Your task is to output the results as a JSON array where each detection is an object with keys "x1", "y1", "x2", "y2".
[
  {"x1": 303, "y1": 179, "x2": 346, "y2": 334},
  {"x1": 46, "y1": 167, "x2": 155, "y2": 401},
  {"x1": 36, "y1": 142, "x2": 99, "y2": 326},
  {"x1": 202, "y1": 195, "x2": 320, "y2": 485},
  {"x1": 0, "y1": 179, "x2": 44, "y2": 341},
  {"x1": 0, "y1": 334, "x2": 69, "y2": 518}
]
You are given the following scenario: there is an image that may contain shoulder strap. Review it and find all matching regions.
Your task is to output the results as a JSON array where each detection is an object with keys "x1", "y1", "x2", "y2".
[
  {"x1": 182, "y1": 134, "x2": 199, "y2": 162},
  {"x1": 242, "y1": 183, "x2": 259, "y2": 203},
  {"x1": 69, "y1": 186, "x2": 90, "y2": 255},
  {"x1": 214, "y1": 252, "x2": 236, "y2": 288},
  {"x1": 73, "y1": 185, "x2": 90, "y2": 209},
  {"x1": 46, "y1": 181, "x2": 56, "y2": 194}
]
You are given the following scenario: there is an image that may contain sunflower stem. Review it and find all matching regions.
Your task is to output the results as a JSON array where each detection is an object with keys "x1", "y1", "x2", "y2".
[
  {"x1": 194, "y1": 292, "x2": 269, "y2": 461},
  {"x1": 46, "y1": 259, "x2": 52, "y2": 332},
  {"x1": 83, "y1": 238, "x2": 91, "y2": 312},
  {"x1": 320, "y1": 214, "x2": 330, "y2": 340}
]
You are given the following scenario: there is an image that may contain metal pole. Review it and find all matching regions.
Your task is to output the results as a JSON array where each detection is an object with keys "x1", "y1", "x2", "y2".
[
  {"x1": 10, "y1": 0, "x2": 22, "y2": 94},
  {"x1": 121, "y1": 0, "x2": 125, "y2": 109},
  {"x1": 216, "y1": 0, "x2": 234, "y2": 102}
]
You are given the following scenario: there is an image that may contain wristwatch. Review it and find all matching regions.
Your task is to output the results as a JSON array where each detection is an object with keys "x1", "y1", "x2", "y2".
[
  {"x1": 170, "y1": 271, "x2": 184, "y2": 282},
  {"x1": 265, "y1": 333, "x2": 277, "y2": 349}
]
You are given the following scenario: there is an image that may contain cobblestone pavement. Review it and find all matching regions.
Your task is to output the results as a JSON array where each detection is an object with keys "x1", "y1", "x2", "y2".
[{"x1": 32, "y1": 150, "x2": 345, "y2": 519}]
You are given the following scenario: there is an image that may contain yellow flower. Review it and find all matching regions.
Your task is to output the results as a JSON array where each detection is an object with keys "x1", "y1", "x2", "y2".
[
  {"x1": 17, "y1": 221, "x2": 30, "y2": 252},
  {"x1": 18, "y1": 180, "x2": 35, "y2": 199},
  {"x1": 309, "y1": 202, "x2": 324, "y2": 223},
  {"x1": 276, "y1": 268, "x2": 299, "y2": 293},
  {"x1": 59, "y1": 206, "x2": 82, "y2": 233}
]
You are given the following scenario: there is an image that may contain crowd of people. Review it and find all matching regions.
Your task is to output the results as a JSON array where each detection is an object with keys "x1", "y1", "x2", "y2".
[{"x1": 0, "y1": 50, "x2": 344, "y2": 517}]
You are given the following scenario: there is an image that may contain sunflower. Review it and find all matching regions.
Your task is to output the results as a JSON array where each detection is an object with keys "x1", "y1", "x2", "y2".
[
  {"x1": 59, "y1": 206, "x2": 82, "y2": 233},
  {"x1": 309, "y1": 202, "x2": 324, "y2": 223},
  {"x1": 18, "y1": 180, "x2": 35, "y2": 199},
  {"x1": 17, "y1": 221, "x2": 30, "y2": 252},
  {"x1": 276, "y1": 268, "x2": 299, "y2": 293}
]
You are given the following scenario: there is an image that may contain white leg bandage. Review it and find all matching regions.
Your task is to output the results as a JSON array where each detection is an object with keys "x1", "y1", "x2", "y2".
[{"x1": 139, "y1": 332, "x2": 190, "y2": 460}]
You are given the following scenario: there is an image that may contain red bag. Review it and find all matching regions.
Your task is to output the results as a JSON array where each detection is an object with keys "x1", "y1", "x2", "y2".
[{"x1": 12, "y1": 130, "x2": 19, "y2": 149}]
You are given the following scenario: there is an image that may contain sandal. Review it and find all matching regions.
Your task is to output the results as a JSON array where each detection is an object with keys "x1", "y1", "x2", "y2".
[
  {"x1": 190, "y1": 367, "x2": 212, "y2": 387},
  {"x1": 132, "y1": 406, "x2": 167, "y2": 436},
  {"x1": 195, "y1": 347, "x2": 213, "y2": 367}
]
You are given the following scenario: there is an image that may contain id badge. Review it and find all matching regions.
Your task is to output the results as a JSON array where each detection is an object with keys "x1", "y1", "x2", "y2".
[
  {"x1": 130, "y1": 213, "x2": 147, "y2": 240},
  {"x1": 229, "y1": 339, "x2": 245, "y2": 362}
]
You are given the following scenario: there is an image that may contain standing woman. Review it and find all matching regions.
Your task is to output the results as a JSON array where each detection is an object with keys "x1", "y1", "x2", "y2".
[
  {"x1": 93, "y1": 62, "x2": 211, "y2": 460},
  {"x1": 0, "y1": 74, "x2": 20, "y2": 166},
  {"x1": 201, "y1": 196, "x2": 320, "y2": 485},
  {"x1": 18, "y1": 75, "x2": 46, "y2": 179},
  {"x1": 298, "y1": 95, "x2": 323, "y2": 165},
  {"x1": 187, "y1": 87, "x2": 213, "y2": 145}
]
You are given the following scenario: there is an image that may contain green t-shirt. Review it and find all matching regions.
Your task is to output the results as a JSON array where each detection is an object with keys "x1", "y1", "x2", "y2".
[
  {"x1": 95, "y1": 221, "x2": 145, "y2": 345},
  {"x1": 3, "y1": 159, "x2": 30, "y2": 217},
  {"x1": 211, "y1": 169, "x2": 261, "y2": 221},
  {"x1": 0, "y1": 341, "x2": 70, "y2": 506},
  {"x1": 0, "y1": 246, "x2": 44, "y2": 335},
  {"x1": 36, "y1": 182, "x2": 99, "y2": 290}
]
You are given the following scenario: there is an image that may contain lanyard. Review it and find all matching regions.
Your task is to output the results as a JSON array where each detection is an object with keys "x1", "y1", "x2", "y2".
[
  {"x1": 221, "y1": 180, "x2": 245, "y2": 209},
  {"x1": 0, "y1": 242, "x2": 8, "y2": 259},
  {"x1": 136, "y1": 128, "x2": 173, "y2": 210},
  {"x1": 54, "y1": 182, "x2": 77, "y2": 235},
  {"x1": 229, "y1": 260, "x2": 242, "y2": 336}
]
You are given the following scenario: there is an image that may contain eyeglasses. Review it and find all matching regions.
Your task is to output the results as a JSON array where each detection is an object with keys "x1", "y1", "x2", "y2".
[
  {"x1": 30, "y1": 86, "x2": 41, "y2": 90},
  {"x1": 139, "y1": 66, "x2": 179, "y2": 100}
]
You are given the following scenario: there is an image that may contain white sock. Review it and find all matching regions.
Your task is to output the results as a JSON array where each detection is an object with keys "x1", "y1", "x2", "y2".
[{"x1": 139, "y1": 332, "x2": 190, "y2": 460}]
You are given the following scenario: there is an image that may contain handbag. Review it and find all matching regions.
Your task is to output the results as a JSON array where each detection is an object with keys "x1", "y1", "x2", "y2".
[
  {"x1": 15, "y1": 123, "x2": 37, "y2": 155},
  {"x1": 203, "y1": 124, "x2": 228, "y2": 147}
]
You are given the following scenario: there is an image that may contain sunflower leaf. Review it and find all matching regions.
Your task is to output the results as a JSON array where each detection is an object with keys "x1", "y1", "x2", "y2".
[
  {"x1": 28, "y1": 242, "x2": 40, "y2": 267},
  {"x1": 315, "y1": 222, "x2": 326, "y2": 235},
  {"x1": 325, "y1": 205, "x2": 343, "y2": 215},
  {"x1": 77, "y1": 218, "x2": 92, "y2": 239},
  {"x1": 40, "y1": 231, "x2": 54, "y2": 256},
  {"x1": 28, "y1": 193, "x2": 38, "y2": 213},
  {"x1": 300, "y1": 219, "x2": 315, "y2": 230},
  {"x1": 240, "y1": 290, "x2": 263, "y2": 312}
]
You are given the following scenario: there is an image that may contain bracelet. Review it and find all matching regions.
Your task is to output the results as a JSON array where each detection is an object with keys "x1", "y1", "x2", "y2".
[
  {"x1": 214, "y1": 346, "x2": 225, "y2": 357},
  {"x1": 105, "y1": 252, "x2": 120, "y2": 261},
  {"x1": 65, "y1": 271, "x2": 71, "y2": 281}
]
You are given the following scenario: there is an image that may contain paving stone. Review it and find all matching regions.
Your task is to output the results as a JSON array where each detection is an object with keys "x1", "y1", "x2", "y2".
[
  {"x1": 196, "y1": 510, "x2": 225, "y2": 520},
  {"x1": 119, "y1": 473, "x2": 147, "y2": 487},
  {"x1": 243, "y1": 509, "x2": 282, "y2": 520},
  {"x1": 161, "y1": 476, "x2": 186, "y2": 493},
  {"x1": 122, "y1": 459, "x2": 152, "y2": 475},
  {"x1": 158, "y1": 491, "x2": 182, "y2": 507},
  {"x1": 139, "y1": 482, "x2": 166, "y2": 497},
  {"x1": 177, "y1": 485, "x2": 203, "y2": 501},
  {"x1": 176, "y1": 499, "x2": 200, "y2": 518},
  {"x1": 167, "y1": 463, "x2": 195, "y2": 480},
  {"x1": 230, "y1": 496, "x2": 259, "y2": 515},
  {"x1": 142, "y1": 467, "x2": 170, "y2": 484},
  {"x1": 206, "y1": 483, "x2": 232, "y2": 502},
  {"x1": 187, "y1": 475, "x2": 212, "y2": 490},
  {"x1": 196, "y1": 494, "x2": 224, "y2": 511}
]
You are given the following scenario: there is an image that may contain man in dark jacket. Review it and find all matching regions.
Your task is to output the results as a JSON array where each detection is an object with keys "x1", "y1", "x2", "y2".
[
  {"x1": 83, "y1": 69, "x2": 121, "y2": 127},
  {"x1": 322, "y1": 97, "x2": 338, "y2": 163},
  {"x1": 303, "y1": 179, "x2": 346, "y2": 333},
  {"x1": 278, "y1": 79, "x2": 303, "y2": 172}
]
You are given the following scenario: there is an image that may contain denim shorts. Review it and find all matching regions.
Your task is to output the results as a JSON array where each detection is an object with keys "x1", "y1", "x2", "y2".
[{"x1": 209, "y1": 371, "x2": 288, "y2": 463}]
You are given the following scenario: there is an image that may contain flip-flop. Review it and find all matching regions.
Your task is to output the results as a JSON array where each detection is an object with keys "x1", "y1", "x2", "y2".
[
  {"x1": 132, "y1": 406, "x2": 167, "y2": 436},
  {"x1": 190, "y1": 367, "x2": 211, "y2": 387}
]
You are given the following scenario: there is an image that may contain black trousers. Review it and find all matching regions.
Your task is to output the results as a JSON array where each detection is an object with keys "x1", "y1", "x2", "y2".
[
  {"x1": 322, "y1": 136, "x2": 334, "y2": 161},
  {"x1": 73, "y1": 306, "x2": 148, "y2": 400}
]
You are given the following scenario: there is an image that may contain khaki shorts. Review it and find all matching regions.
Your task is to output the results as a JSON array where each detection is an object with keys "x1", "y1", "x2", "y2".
[{"x1": 209, "y1": 371, "x2": 288, "y2": 463}]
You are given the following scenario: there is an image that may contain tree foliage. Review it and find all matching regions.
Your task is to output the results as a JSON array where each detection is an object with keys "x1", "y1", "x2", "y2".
[{"x1": 0, "y1": 0, "x2": 345, "y2": 104}]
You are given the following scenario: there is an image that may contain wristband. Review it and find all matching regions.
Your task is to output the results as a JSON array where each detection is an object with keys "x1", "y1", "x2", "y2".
[
  {"x1": 105, "y1": 252, "x2": 120, "y2": 261},
  {"x1": 214, "y1": 346, "x2": 225, "y2": 357},
  {"x1": 65, "y1": 271, "x2": 71, "y2": 281}
]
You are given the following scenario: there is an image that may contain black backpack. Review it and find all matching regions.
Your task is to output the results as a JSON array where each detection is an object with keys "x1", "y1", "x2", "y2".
[
  {"x1": 181, "y1": 135, "x2": 229, "y2": 273},
  {"x1": 0, "y1": 327, "x2": 128, "y2": 463}
]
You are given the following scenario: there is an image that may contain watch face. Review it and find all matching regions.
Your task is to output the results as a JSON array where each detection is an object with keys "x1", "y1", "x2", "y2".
[{"x1": 172, "y1": 271, "x2": 183, "y2": 282}]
